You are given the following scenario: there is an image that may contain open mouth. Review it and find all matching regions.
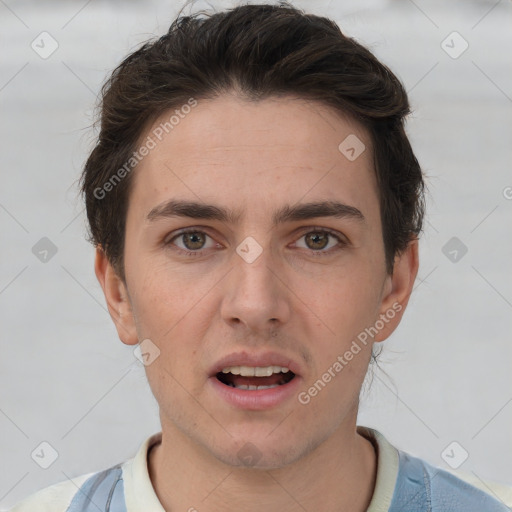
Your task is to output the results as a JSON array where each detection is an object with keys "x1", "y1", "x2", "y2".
[{"x1": 216, "y1": 366, "x2": 296, "y2": 390}]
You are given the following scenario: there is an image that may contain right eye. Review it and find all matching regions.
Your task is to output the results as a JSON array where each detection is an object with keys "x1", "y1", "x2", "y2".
[{"x1": 165, "y1": 229, "x2": 219, "y2": 256}]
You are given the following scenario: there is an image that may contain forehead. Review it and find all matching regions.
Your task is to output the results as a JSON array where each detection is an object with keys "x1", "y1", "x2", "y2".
[{"x1": 128, "y1": 94, "x2": 378, "y2": 225}]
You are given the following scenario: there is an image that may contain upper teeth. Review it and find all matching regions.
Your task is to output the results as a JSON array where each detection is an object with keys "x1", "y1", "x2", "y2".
[{"x1": 221, "y1": 365, "x2": 290, "y2": 377}]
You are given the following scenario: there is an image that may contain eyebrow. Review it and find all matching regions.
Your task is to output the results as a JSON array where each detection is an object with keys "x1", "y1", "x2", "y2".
[{"x1": 146, "y1": 199, "x2": 365, "y2": 226}]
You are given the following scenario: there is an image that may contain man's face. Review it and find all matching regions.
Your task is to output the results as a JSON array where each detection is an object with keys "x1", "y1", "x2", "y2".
[{"x1": 101, "y1": 94, "x2": 413, "y2": 469}]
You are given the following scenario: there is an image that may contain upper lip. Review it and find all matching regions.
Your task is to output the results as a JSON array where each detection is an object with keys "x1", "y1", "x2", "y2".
[{"x1": 209, "y1": 351, "x2": 302, "y2": 377}]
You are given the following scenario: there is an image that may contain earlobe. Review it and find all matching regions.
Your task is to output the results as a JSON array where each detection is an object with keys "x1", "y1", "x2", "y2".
[
  {"x1": 94, "y1": 247, "x2": 139, "y2": 346},
  {"x1": 373, "y1": 238, "x2": 420, "y2": 342}
]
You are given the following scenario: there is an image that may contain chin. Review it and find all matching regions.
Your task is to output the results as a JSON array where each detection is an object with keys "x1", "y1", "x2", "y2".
[{"x1": 210, "y1": 439, "x2": 305, "y2": 470}]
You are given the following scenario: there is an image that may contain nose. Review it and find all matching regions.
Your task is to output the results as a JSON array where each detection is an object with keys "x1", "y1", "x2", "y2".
[{"x1": 220, "y1": 237, "x2": 291, "y2": 333}]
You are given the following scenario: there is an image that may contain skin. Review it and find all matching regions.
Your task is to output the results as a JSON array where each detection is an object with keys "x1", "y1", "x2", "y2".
[{"x1": 95, "y1": 94, "x2": 419, "y2": 511}]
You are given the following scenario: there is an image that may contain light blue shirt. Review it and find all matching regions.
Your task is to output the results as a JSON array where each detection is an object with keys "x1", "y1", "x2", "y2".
[{"x1": 389, "y1": 450, "x2": 509, "y2": 511}]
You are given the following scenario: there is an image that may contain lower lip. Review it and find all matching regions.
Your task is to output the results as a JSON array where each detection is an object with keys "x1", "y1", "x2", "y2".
[{"x1": 209, "y1": 375, "x2": 302, "y2": 410}]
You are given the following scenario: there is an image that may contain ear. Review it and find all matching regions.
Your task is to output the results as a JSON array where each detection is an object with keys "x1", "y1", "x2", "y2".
[
  {"x1": 94, "y1": 246, "x2": 139, "y2": 346},
  {"x1": 373, "y1": 238, "x2": 419, "y2": 342}
]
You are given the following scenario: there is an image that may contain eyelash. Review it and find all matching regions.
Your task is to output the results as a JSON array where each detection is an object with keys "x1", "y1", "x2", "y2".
[{"x1": 164, "y1": 227, "x2": 347, "y2": 258}]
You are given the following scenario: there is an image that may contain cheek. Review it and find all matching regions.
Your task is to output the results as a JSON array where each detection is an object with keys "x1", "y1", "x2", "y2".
[
  {"x1": 130, "y1": 265, "x2": 210, "y2": 358},
  {"x1": 295, "y1": 260, "x2": 384, "y2": 376},
  {"x1": 304, "y1": 258, "x2": 383, "y2": 323},
  {"x1": 126, "y1": 266, "x2": 183, "y2": 349},
  {"x1": 132, "y1": 258, "x2": 195, "y2": 316}
]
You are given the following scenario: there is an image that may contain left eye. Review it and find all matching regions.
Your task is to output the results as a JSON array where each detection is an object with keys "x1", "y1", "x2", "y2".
[
  {"x1": 165, "y1": 228, "x2": 345, "y2": 255},
  {"x1": 295, "y1": 230, "x2": 343, "y2": 252}
]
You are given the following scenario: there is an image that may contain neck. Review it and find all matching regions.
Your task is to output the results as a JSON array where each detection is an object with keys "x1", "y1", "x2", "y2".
[{"x1": 148, "y1": 421, "x2": 377, "y2": 512}]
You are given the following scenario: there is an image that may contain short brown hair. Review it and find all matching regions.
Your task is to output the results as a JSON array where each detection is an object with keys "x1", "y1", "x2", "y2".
[{"x1": 80, "y1": 1, "x2": 425, "y2": 282}]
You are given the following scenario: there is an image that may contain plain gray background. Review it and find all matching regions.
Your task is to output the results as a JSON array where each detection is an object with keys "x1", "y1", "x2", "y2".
[{"x1": 1, "y1": 0, "x2": 511, "y2": 509}]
